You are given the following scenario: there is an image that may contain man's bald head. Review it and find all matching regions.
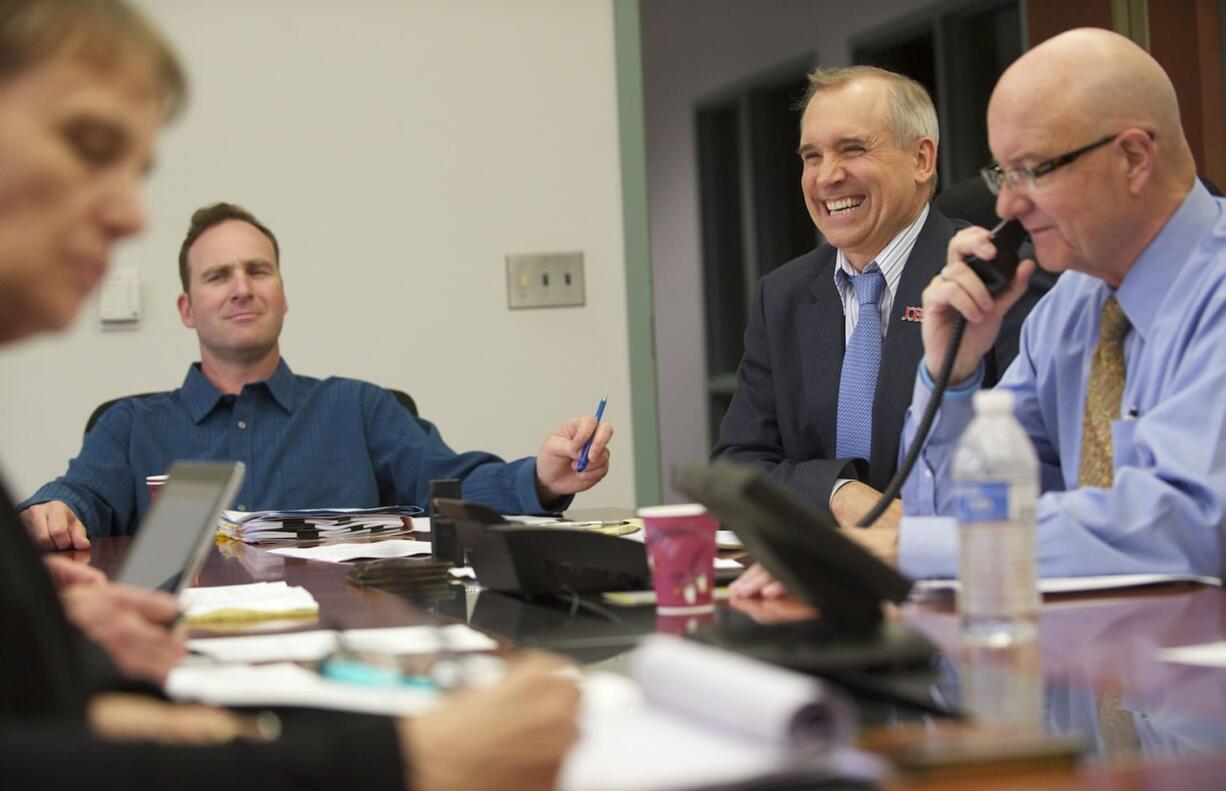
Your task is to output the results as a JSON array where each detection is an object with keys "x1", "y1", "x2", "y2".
[
  {"x1": 990, "y1": 28, "x2": 1192, "y2": 181},
  {"x1": 985, "y1": 28, "x2": 1197, "y2": 285}
]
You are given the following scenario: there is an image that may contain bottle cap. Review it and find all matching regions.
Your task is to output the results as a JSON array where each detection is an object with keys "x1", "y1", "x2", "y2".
[{"x1": 973, "y1": 389, "x2": 1014, "y2": 414}]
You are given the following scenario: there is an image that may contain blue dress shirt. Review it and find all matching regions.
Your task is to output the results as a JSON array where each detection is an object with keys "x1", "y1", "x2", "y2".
[
  {"x1": 21, "y1": 361, "x2": 559, "y2": 537},
  {"x1": 899, "y1": 183, "x2": 1226, "y2": 579}
]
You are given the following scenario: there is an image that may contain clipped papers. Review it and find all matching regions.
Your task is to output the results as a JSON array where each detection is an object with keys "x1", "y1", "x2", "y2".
[
  {"x1": 218, "y1": 506, "x2": 423, "y2": 544},
  {"x1": 559, "y1": 634, "x2": 875, "y2": 791},
  {"x1": 179, "y1": 581, "x2": 319, "y2": 624}
]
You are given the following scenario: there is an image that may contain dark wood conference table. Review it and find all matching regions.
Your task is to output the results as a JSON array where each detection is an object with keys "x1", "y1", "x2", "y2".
[{"x1": 80, "y1": 532, "x2": 1226, "y2": 790}]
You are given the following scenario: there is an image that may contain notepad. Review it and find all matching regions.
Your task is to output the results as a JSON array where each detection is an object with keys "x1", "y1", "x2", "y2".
[
  {"x1": 558, "y1": 634, "x2": 879, "y2": 791},
  {"x1": 179, "y1": 581, "x2": 320, "y2": 624}
]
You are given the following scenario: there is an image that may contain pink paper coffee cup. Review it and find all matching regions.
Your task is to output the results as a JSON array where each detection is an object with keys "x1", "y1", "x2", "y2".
[
  {"x1": 146, "y1": 474, "x2": 168, "y2": 504},
  {"x1": 637, "y1": 504, "x2": 718, "y2": 615}
]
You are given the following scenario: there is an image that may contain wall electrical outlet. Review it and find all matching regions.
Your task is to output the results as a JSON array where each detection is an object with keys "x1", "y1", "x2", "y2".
[{"x1": 506, "y1": 252, "x2": 585, "y2": 309}]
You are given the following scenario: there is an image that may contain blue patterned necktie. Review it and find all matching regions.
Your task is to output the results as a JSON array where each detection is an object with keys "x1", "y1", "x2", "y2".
[{"x1": 836, "y1": 268, "x2": 887, "y2": 460}]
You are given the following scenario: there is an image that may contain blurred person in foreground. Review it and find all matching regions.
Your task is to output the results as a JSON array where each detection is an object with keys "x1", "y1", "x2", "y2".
[{"x1": 0, "y1": 2, "x2": 578, "y2": 790}]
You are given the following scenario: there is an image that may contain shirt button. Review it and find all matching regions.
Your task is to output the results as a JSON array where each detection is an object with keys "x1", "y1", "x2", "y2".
[
  {"x1": 237, "y1": 420, "x2": 248, "y2": 430},
  {"x1": 237, "y1": 505, "x2": 247, "y2": 511},
  {"x1": 924, "y1": 469, "x2": 933, "y2": 478}
]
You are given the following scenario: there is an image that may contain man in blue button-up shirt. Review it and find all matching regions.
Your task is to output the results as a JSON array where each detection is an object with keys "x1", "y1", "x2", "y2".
[
  {"x1": 20, "y1": 203, "x2": 614, "y2": 548},
  {"x1": 894, "y1": 29, "x2": 1226, "y2": 579}
]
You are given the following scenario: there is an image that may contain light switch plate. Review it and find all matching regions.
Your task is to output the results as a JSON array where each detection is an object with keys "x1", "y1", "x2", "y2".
[
  {"x1": 99, "y1": 268, "x2": 141, "y2": 325},
  {"x1": 506, "y1": 252, "x2": 585, "y2": 309}
]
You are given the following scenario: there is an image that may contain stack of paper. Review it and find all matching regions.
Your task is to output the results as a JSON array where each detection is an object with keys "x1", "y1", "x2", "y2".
[
  {"x1": 179, "y1": 581, "x2": 320, "y2": 625},
  {"x1": 559, "y1": 635, "x2": 878, "y2": 790},
  {"x1": 218, "y1": 506, "x2": 423, "y2": 544}
]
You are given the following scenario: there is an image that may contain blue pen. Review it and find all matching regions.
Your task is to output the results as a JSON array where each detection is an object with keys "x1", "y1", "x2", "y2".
[{"x1": 576, "y1": 396, "x2": 607, "y2": 472}]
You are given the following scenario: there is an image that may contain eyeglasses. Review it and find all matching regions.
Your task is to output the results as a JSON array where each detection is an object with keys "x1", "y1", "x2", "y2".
[{"x1": 980, "y1": 131, "x2": 1148, "y2": 195}]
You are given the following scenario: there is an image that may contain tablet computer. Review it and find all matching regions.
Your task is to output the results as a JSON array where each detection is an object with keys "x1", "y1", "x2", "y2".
[{"x1": 117, "y1": 461, "x2": 245, "y2": 592}]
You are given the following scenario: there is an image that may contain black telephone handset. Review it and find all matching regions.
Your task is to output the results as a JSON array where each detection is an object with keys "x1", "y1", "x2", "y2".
[
  {"x1": 964, "y1": 218, "x2": 1028, "y2": 296},
  {"x1": 855, "y1": 216, "x2": 1031, "y2": 530}
]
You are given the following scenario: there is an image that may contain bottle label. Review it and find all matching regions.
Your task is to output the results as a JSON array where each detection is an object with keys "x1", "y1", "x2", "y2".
[{"x1": 955, "y1": 482, "x2": 1009, "y2": 522}]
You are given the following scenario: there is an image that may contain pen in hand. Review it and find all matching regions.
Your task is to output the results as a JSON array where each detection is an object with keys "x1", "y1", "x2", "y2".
[{"x1": 576, "y1": 396, "x2": 607, "y2": 472}]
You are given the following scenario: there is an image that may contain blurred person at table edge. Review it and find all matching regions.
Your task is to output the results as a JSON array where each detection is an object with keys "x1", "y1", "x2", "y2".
[{"x1": 0, "y1": 2, "x2": 579, "y2": 790}]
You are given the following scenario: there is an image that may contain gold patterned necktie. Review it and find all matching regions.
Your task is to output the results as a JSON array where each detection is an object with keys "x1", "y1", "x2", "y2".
[
  {"x1": 1077, "y1": 296, "x2": 1140, "y2": 758},
  {"x1": 1077, "y1": 296, "x2": 1132, "y2": 489}
]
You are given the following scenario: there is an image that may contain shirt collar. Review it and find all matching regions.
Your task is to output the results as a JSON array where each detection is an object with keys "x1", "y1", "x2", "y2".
[
  {"x1": 180, "y1": 358, "x2": 299, "y2": 423},
  {"x1": 1115, "y1": 181, "x2": 1218, "y2": 340},
  {"x1": 833, "y1": 202, "x2": 930, "y2": 295}
]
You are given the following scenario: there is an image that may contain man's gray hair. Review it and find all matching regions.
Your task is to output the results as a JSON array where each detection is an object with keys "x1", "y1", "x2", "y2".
[{"x1": 801, "y1": 65, "x2": 939, "y2": 148}]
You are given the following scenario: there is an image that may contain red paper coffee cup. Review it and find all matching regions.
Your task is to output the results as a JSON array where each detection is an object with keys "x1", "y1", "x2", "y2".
[
  {"x1": 146, "y1": 474, "x2": 168, "y2": 504},
  {"x1": 637, "y1": 504, "x2": 718, "y2": 615}
]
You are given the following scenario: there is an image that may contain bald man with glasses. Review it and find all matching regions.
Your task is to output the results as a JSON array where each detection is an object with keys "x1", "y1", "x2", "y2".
[{"x1": 891, "y1": 28, "x2": 1226, "y2": 580}]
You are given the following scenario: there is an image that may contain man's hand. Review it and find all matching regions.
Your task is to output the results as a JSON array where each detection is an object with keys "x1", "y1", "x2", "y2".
[
  {"x1": 923, "y1": 227, "x2": 1036, "y2": 385},
  {"x1": 60, "y1": 583, "x2": 185, "y2": 686},
  {"x1": 535, "y1": 415, "x2": 614, "y2": 507},
  {"x1": 830, "y1": 481, "x2": 902, "y2": 530},
  {"x1": 402, "y1": 653, "x2": 580, "y2": 791},
  {"x1": 21, "y1": 500, "x2": 90, "y2": 550},
  {"x1": 729, "y1": 562, "x2": 790, "y2": 599},
  {"x1": 840, "y1": 521, "x2": 900, "y2": 567},
  {"x1": 43, "y1": 553, "x2": 106, "y2": 589}
]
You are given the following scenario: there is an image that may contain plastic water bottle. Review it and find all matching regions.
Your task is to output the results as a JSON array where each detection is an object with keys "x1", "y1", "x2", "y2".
[{"x1": 952, "y1": 389, "x2": 1040, "y2": 646}]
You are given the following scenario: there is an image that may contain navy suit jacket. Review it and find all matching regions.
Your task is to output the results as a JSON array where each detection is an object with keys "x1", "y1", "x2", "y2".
[{"x1": 712, "y1": 205, "x2": 1046, "y2": 521}]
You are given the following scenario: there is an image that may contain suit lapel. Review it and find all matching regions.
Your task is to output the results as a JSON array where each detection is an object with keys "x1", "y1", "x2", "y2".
[{"x1": 800, "y1": 247, "x2": 844, "y2": 454}]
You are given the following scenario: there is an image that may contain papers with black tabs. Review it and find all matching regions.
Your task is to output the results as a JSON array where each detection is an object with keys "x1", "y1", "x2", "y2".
[
  {"x1": 558, "y1": 635, "x2": 885, "y2": 791},
  {"x1": 218, "y1": 506, "x2": 423, "y2": 544}
]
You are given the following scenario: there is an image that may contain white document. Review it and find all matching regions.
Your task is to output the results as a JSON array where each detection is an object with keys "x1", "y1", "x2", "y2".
[
  {"x1": 167, "y1": 662, "x2": 441, "y2": 717},
  {"x1": 268, "y1": 539, "x2": 433, "y2": 563},
  {"x1": 186, "y1": 624, "x2": 498, "y2": 664},
  {"x1": 1159, "y1": 641, "x2": 1226, "y2": 668},
  {"x1": 179, "y1": 581, "x2": 319, "y2": 620},
  {"x1": 913, "y1": 573, "x2": 1220, "y2": 596},
  {"x1": 340, "y1": 624, "x2": 498, "y2": 654},
  {"x1": 188, "y1": 630, "x2": 339, "y2": 663},
  {"x1": 558, "y1": 635, "x2": 873, "y2": 791},
  {"x1": 716, "y1": 530, "x2": 744, "y2": 549}
]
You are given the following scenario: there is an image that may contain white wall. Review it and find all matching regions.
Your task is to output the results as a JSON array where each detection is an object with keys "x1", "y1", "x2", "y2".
[
  {"x1": 0, "y1": 0, "x2": 635, "y2": 509},
  {"x1": 641, "y1": 0, "x2": 938, "y2": 500}
]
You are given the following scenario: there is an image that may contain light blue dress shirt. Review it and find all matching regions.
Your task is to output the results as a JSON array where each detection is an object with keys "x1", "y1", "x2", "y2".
[
  {"x1": 21, "y1": 360, "x2": 558, "y2": 537},
  {"x1": 899, "y1": 183, "x2": 1226, "y2": 579}
]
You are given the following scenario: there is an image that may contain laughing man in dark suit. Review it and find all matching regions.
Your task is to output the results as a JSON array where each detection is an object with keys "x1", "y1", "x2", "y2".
[{"x1": 714, "y1": 66, "x2": 1037, "y2": 594}]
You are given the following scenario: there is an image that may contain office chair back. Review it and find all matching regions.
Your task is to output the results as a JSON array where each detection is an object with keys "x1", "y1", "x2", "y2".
[{"x1": 85, "y1": 386, "x2": 419, "y2": 436}]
